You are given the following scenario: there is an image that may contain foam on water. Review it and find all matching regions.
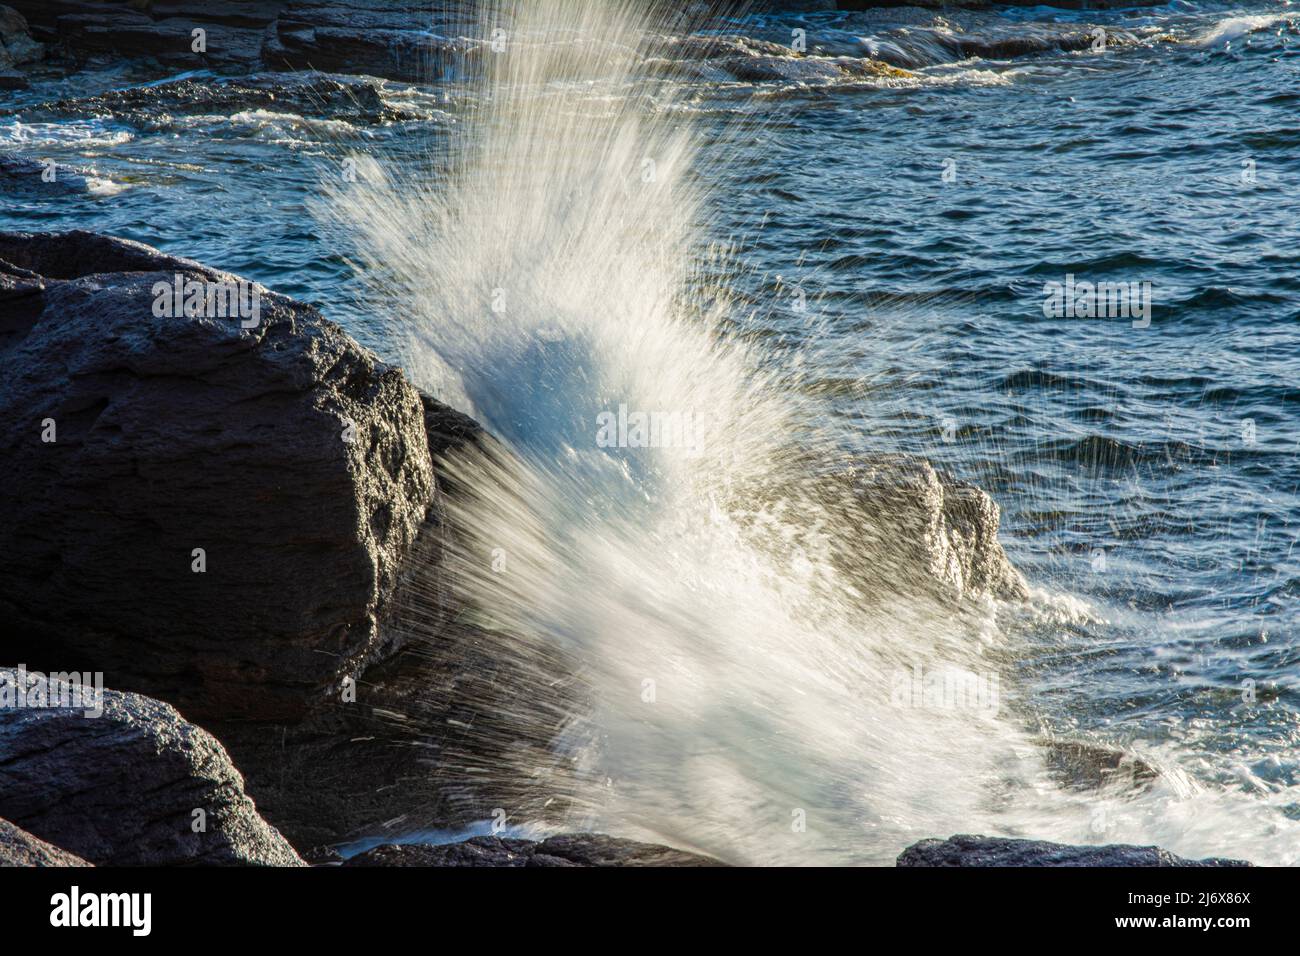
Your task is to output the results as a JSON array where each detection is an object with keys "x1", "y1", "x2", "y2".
[
  {"x1": 0, "y1": 119, "x2": 134, "y2": 149},
  {"x1": 1190, "y1": 12, "x2": 1297, "y2": 48},
  {"x1": 318, "y1": 0, "x2": 1298, "y2": 864}
]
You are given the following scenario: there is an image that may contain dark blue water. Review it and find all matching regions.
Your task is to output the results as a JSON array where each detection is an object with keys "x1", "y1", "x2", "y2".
[
  {"x1": 3, "y1": 1, "x2": 1297, "y2": 861},
  {"x1": 732, "y1": 4, "x2": 1300, "y2": 815}
]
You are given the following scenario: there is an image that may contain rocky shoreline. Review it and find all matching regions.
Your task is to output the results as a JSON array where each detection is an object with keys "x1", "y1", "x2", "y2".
[
  {"x1": 0, "y1": 0, "x2": 1249, "y2": 869},
  {"x1": 0, "y1": 229, "x2": 1249, "y2": 867},
  {"x1": 0, "y1": 0, "x2": 1161, "y2": 91}
]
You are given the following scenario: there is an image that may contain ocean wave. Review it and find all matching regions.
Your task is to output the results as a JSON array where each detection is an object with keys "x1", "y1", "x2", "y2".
[
  {"x1": 0, "y1": 118, "x2": 133, "y2": 149},
  {"x1": 998, "y1": 369, "x2": 1106, "y2": 392},
  {"x1": 643, "y1": 13, "x2": 1149, "y2": 92},
  {"x1": 170, "y1": 109, "x2": 369, "y2": 145},
  {"x1": 1171, "y1": 285, "x2": 1291, "y2": 309},
  {"x1": 1188, "y1": 13, "x2": 1298, "y2": 49}
]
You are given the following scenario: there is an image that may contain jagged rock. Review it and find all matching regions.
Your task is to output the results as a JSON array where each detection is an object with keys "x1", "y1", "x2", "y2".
[
  {"x1": 739, "y1": 453, "x2": 1026, "y2": 613},
  {"x1": 0, "y1": 668, "x2": 303, "y2": 866},
  {"x1": 0, "y1": 230, "x2": 436, "y2": 723},
  {"x1": 343, "y1": 834, "x2": 726, "y2": 867},
  {"x1": 897, "y1": 834, "x2": 1252, "y2": 867},
  {"x1": 0, "y1": 817, "x2": 91, "y2": 867},
  {"x1": 849, "y1": 455, "x2": 1028, "y2": 603}
]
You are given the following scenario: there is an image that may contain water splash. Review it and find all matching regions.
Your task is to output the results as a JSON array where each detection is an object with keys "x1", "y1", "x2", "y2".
[{"x1": 317, "y1": 0, "x2": 1297, "y2": 865}]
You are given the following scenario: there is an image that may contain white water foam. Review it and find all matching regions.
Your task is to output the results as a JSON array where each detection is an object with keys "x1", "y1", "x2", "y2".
[
  {"x1": 317, "y1": 0, "x2": 1298, "y2": 865},
  {"x1": 1190, "y1": 13, "x2": 1296, "y2": 49}
]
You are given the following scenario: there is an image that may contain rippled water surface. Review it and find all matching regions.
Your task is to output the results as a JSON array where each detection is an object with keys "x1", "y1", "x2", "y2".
[{"x1": 4, "y1": 1, "x2": 1298, "y2": 863}]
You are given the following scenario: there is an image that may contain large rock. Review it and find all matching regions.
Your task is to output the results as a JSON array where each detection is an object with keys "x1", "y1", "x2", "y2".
[
  {"x1": 897, "y1": 835, "x2": 1253, "y2": 867},
  {"x1": 0, "y1": 230, "x2": 435, "y2": 723},
  {"x1": 0, "y1": 817, "x2": 91, "y2": 867},
  {"x1": 0, "y1": 668, "x2": 302, "y2": 866},
  {"x1": 0, "y1": 3, "x2": 41, "y2": 86},
  {"x1": 343, "y1": 833, "x2": 726, "y2": 867},
  {"x1": 0, "y1": 5, "x2": 42, "y2": 69},
  {"x1": 264, "y1": 1, "x2": 475, "y2": 82},
  {"x1": 0, "y1": 228, "x2": 570, "y2": 853},
  {"x1": 6, "y1": 1, "x2": 266, "y2": 70}
]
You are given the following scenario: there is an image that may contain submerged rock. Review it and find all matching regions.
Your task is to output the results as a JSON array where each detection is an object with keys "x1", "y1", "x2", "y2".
[
  {"x1": 0, "y1": 230, "x2": 435, "y2": 723},
  {"x1": 343, "y1": 833, "x2": 726, "y2": 867},
  {"x1": 0, "y1": 817, "x2": 91, "y2": 867},
  {"x1": 897, "y1": 834, "x2": 1252, "y2": 867},
  {"x1": 0, "y1": 152, "x2": 118, "y2": 196},
  {"x1": 0, "y1": 668, "x2": 302, "y2": 866}
]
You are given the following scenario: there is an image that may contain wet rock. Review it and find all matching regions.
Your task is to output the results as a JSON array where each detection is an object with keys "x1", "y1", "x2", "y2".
[
  {"x1": 344, "y1": 834, "x2": 726, "y2": 867},
  {"x1": 0, "y1": 228, "x2": 572, "y2": 853},
  {"x1": 1040, "y1": 739, "x2": 1160, "y2": 794},
  {"x1": 212, "y1": 616, "x2": 589, "y2": 851},
  {"x1": 0, "y1": 152, "x2": 117, "y2": 196},
  {"x1": 55, "y1": 12, "x2": 263, "y2": 71},
  {"x1": 0, "y1": 5, "x2": 42, "y2": 72},
  {"x1": 13, "y1": 71, "x2": 420, "y2": 128},
  {"x1": 738, "y1": 8, "x2": 1145, "y2": 71},
  {"x1": 0, "y1": 230, "x2": 435, "y2": 723},
  {"x1": 897, "y1": 834, "x2": 1252, "y2": 867},
  {"x1": 739, "y1": 453, "x2": 1027, "y2": 614},
  {"x1": 264, "y1": 1, "x2": 476, "y2": 82},
  {"x1": 651, "y1": 33, "x2": 912, "y2": 84},
  {"x1": 849, "y1": 455, "x2": 1029, "y2": 603},
  {"x1": 5, "y1": 0, "x2": 266, "y2": 70},
  {"x1": 0, "y1": 668, "x2": 303, "y2": 866},
  {"x1": 0, "y1": 817, "x2": 91, "y2": 867}
]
